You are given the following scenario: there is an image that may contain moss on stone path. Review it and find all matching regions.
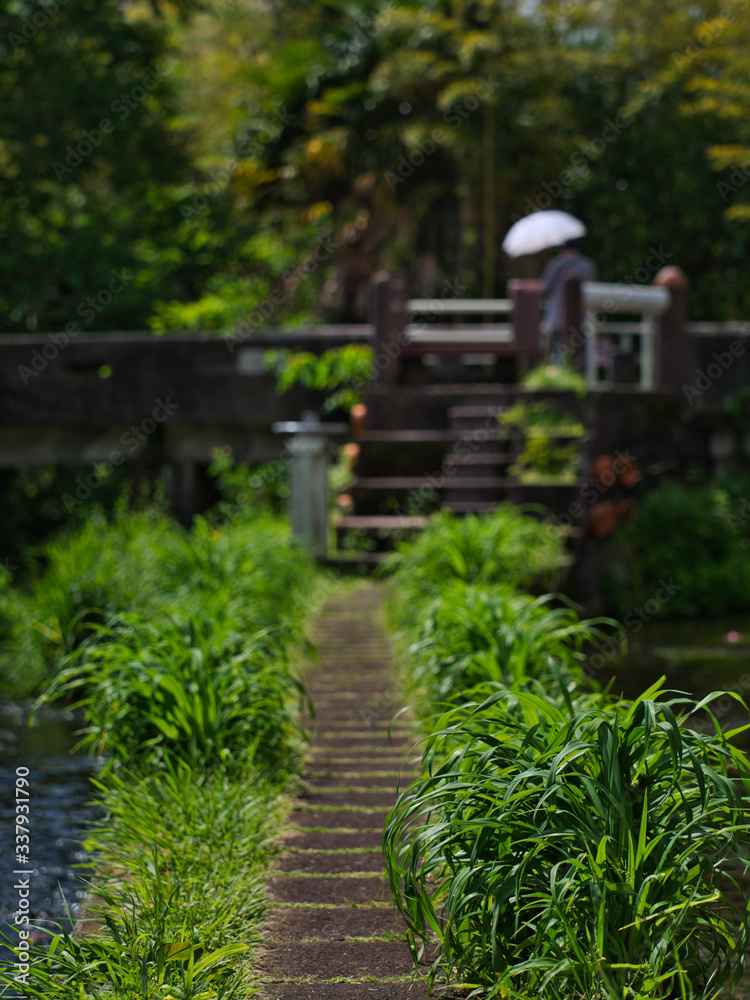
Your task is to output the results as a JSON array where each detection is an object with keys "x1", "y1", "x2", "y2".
[{"x1": 257, "y1": 583, "x2": 451, "y2": 1000}]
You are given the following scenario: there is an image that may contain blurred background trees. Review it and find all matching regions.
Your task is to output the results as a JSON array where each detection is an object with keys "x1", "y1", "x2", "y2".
[{"x1": 1, "y1": 0, "x2": 749, "y2": 334}]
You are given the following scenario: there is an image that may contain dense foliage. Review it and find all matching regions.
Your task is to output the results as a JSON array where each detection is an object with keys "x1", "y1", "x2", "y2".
[
  {"x1": 3, "y1": 0, "x2": 750, "y2": 335},
  {"x1": 602, "y1": 480, "x2": 750, "y2": 619},
  {"x1": 384, "y1": 504, "x2": 566, "y2": 606},
  {"x1": 383, "y1": 504, "x2": 750, "y2": 999}
]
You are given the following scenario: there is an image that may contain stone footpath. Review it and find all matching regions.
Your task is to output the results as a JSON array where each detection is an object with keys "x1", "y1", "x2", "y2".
[
  {"x1": 257, "y1": 583, "x2": 447, "y2": 1000},
  {"x1": 254, "y1": 581, "x2": 750, "y2": 1000}
]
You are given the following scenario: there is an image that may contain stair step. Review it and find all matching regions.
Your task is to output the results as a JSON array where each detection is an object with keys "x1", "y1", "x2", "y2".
[
  {"x1": 359, "y1": 429, "x2": 505, "y2": 444},
  {"x1": 335, "y1": 516, "x2": 428, "y2": 532},
  {"x1": 363, "y1": 387, "x2": 511, "y2": 431},
  {"x1": 359, "y1": 430, "x2": 458, "y2": 443},
  {"x1": 367, "y1": 383, "x2": 515, "y2": 395},
  {"x1": 318, "y1": 552, "x2": 388, "y2": 567},
  {"x1": 441, "y1": 500, "x2": 502, "y2": 512},
  {"x1": 448, "y1": 405, "x2": 505, "y2": 419},
  {"x1": 448, "y1": 405, "x2": 505, "y2": 431},
  {"x1": 353, "y1": 477, "x2": 509, "y2": 491},
  {"x1": 446, "y1": 451, "x2": 511, "y2": 465}
]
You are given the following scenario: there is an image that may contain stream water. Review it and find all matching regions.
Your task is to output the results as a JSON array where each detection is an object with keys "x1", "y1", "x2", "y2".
[
  {"x1": 0, "y1": 702, "x2": 98, "y2": 962},
  {"x1": 601, "y1": 615, "x2": 750, "y2": 746}
]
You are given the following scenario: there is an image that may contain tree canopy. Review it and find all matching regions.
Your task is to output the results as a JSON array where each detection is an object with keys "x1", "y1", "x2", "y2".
[{"x1": 1, "y1": 0, "x2": 748, "y2": 333}]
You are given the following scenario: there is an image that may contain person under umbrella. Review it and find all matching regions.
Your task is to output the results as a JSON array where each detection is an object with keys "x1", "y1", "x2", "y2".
[
  {"x1": 540, "y1": 238, "x2": 596, "y2": 362},
  {"x1": 502, "y1": 210, "x2": 595, "y2": 364}
]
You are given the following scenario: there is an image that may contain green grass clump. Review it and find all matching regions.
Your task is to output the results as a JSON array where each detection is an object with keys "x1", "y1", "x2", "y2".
[
  {"x1": 384, "y1": 505, "x2": 565, "y2": 616},
  {"x1": 383, "y1": 501, "x2": 750, "y2": 999},
  {"x1": 0, "y1": 506, "x2": 173, "y2": 694},
  {"x1": 385, "y1": 682, "x2": 750, "y2": 1000},
  {"x1": 0, "y1": 504, "x2": 319, "y2": 999},
  {"x1": 41, "y1": 613, "x2": 310, "y2": 776},
  {"x1": 400, "y1": 580, "x2": 617, "y2": 710},
  {"x1": 0, "y1": 505, "x2": 316, "y2": 697},
  {"x1": 11, "y1": 762, "x2": 279, "y2": 999}
]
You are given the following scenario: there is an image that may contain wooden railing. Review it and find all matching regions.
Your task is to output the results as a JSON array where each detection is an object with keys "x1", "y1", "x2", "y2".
[{"x1": 371, "y1": 268, "x2": 695, "y2": 392}]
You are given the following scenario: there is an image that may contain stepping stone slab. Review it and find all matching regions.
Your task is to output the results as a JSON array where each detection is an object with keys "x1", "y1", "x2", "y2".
[
  {"x1": 305, "y1": 777, "x2": 408, "y2": 791},
  {"x1": 260, "y1": 984, "x2": 454, "y2": 1000},
  {"x1": 260, "y1": 940, "x2": 414, "y2": 979},
  {"x1": 308, "y1": 752, "x2": 417, "y2": 763},
  {"x1": 267, "y1": 875, "x2": 387, "y2": 905},
  {"x1": 299, "y1": 791, "x2": 398, "y2": 809},
  {"x1": 263, "y1": 905, "x2": 406, "y2": 941},
  {"x1": 310, "y1": 714, "x2": 409, "y2": 729},
  {"x1": 313, "y1": 736, "x2": 416, "y2": 751},
  {"x1": 307, "y1": 766, "x2": 407, "y2": 779},
  {"x1": 281, "y1": 832, "x2": 384, "y2": 852},
  {"x1": 290, "y1": 810, "x2": 387, "y2": 831},
  {"x1": 274, "y1": 852, "x2": 385, "y2": 875}
]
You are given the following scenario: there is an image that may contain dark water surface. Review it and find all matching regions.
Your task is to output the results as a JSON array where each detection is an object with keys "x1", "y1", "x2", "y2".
[
  {"x1": 0, "y1": 702, "x2": 98, "y2": 960},
  {"x1": 599, "y1": 615, "x2": 750, "y2": 745}
]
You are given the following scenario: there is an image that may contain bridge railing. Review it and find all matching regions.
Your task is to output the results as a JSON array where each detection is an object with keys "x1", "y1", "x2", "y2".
[
  {"x1": 371, "y1": 273, "x2": 543, "y2": 381},
  {"x1": 372, "y1": 267, "x2": 693, "y2": 392},
  {"x1": 581, "y1": 281, "x2": 671, "y2": 391}
]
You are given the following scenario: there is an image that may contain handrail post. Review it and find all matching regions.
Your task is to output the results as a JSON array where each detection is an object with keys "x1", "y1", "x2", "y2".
[
  {"x1": 563, "y1": 277, "x2": 585, "y2": 372},
  {"x1": 653, "y1": 266, "x2": 689, "y2": 392},
  {"x1": 508, "y1": 279, "x2": 543, "y2": 372},
  {"x1": 371, "y1": 271, "x2": 407, "y2": 384}
]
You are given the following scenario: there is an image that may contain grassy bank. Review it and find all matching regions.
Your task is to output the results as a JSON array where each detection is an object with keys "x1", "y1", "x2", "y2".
[
  {"x1": 383, "y1": 505, "x2": 750, "y2": 1000},
  {"x1": 0, "y1": 506, "x2": 322, "y2": 999}
]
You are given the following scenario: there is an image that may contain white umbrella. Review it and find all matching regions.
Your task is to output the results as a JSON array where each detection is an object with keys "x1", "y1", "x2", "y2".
[{"x1": 501, "y1": 210, "x2": 586, "y2": 258}]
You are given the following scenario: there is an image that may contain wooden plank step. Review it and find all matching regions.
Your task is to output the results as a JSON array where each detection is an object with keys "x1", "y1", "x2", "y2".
[
  {"x1": 318, "y1": 552, "x2": 388, "y2": 567},
  {"x1": 335, "y1": 516, "x2": 428, "y2": 531},
  {"x1": 441, "y1": 500, "x2": 501, "y2": 512},
  {"x1": 364, "y1": 384, "x2": 514, "y2": 399},
  {"x1": 359, "y1": 429, "x2": 454, "y2": 443},
  {"x1": 448, "y1": 405, "x2": 505, "y2": 418},
  {"x1": 446, "y1": 451, "x2": 511, "y2": 465},
  {"x1": 353, "y1": 477, "x2": 509, "y2": 490},
  {"x1": 359, "y1": 429, "x2": 505, "y2": 443}
]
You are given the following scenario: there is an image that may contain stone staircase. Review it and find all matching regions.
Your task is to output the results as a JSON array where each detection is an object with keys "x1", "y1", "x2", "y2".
[{"x1": 334, "y1": 383, "x2": 587, "y2": 558}]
